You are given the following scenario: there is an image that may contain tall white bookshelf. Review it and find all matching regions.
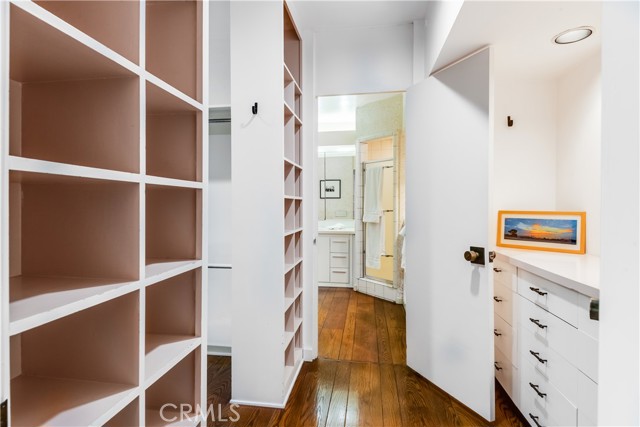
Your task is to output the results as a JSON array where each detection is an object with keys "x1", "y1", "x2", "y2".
[
  {"x1": 0, "y1": 1, "x2": 208, "y2": 425},
  {"x1": 230, "y1": 0, "x2": 305, "y2": 407}
]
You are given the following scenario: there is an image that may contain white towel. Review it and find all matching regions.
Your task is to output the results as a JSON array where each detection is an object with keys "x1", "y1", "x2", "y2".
[
  {"x1": 363, "y1": 166, "x2": 383, "y2": 223},
  {"x1": 363, "y1": 166, "x2": 385, "y2": 268}
]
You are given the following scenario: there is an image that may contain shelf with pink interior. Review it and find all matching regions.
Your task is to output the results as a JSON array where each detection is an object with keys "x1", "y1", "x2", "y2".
[
  {"x1": 283, "y1": 105, "x2": 303, "y2": 167},
  {"x1": 284, "y1": 162, "x2": 302, "y2": 199},
  {"x1": 145, "y1": 269, "x2": 201, "y2": 389},
  {"x1": 284, "y1": 197, "x2": 303, "y2": 236},
  {"x1": 146, "y1": 81, "x2": 203, "y2": 186},
  {"x1": 8, "y1": 4, "x2": 140, "y2": 174},
  {"x1": 284, "y1": 63, "x2": 302, "y2": 118},
  {"x1": 8, "y1": 171, "x2": 140, "y2": 335},
  {"x1": 33, "y1": 0, "x2": 140, "y2": 64},
  {"x1": 104, "y1": 398, "x2": 140, "y2": 427},
  {"x1": 9, "y1": 293, "x2": 140, "y2": 427},
  {"x1": 284, "y1": 231, "x2": 303, "y2": 274},
  {"x1": 145, "y1": 349, "x2": 201, "y2": 427},
  {"x1": 145, "y1": 184, "x2": 203, "y2": 283},
  {"x1": 284, "y1": 263, "x2": 303, "y2": 312},
  {"x1": 146, "y1": 0, "x2": 203, "y2": 103}
]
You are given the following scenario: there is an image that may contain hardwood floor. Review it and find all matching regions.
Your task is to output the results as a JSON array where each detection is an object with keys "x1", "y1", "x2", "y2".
[{"x1": 207, "y1": 288, "x2": 526, "y2": 427}]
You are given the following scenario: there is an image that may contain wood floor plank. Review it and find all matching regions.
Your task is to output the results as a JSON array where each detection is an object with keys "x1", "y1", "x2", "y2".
[
  {"x1": 323, "y1": 290, "x2": 350, "y2": 329},
  {"x1": 374, "y1": 298, "x2": 393, "y2": 364},
  {"x1": 379, "y1": 364, "x2": 402, "y2": 427},
  {"x1": 338, "y1": 310, "x2": 356, "y2": 361},
  {"x1": 319, "y1": 327, "x2": 343, "y2": 359},
  {"x1": 351, "y1": 296, "x2": 378, "y2": 363},
  {"x1": 318, "y1": 288, "x2": 335, "y2": 330},
  {"x1": 325, "y1": 362, "x2": 351, "y2": 427}
]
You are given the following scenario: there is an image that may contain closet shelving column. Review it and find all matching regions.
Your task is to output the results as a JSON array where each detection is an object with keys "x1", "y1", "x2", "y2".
[
  {"x1": 0, "y1": 1, "x2": 207, "y2": 425},
  {"x1": 283, "y1": 3, "x2": 303, "y2": 388},
  {"x1": 230, "y1": 0, "x2": 303, "y2": 407}
]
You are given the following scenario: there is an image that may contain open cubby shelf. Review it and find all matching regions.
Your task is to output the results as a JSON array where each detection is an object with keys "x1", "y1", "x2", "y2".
[
  {"x1": 146, "y1": 349, "x2": 200, "y2": 427},
  {"x1": 105, "y1": 398, "x2": 140, "y2": 427},
  {"x1": 146, "y1": 270, "x2": 200, "y2": 386},
  {"x1": 9, "y1": 5, "x2": 140, "y2": 173},
  {"x1": 146, "y1": 185, "x2": 201, "y2": 277},
  {"x1": 8, "y1": 172, "x2": 139, "y2": 334},
  {"x1": 10, "y1": 293, "x2": 139, "y2": 427},
  {"x1": 34, "y1": 0, "x2": 140, "y2": 64},
  {"x1": 146, "y1": 81, "x2": 202, "y2": 182},
  {"x1": 146, "y1": 0, "x2": 202, "y2": 102}
]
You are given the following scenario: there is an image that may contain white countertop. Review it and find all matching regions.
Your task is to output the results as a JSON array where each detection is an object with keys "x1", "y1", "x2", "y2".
[
  {"x1": 496, "y1": 248, "x2": 600, "y2": 299},
  {"x1": 318, "y1": 219, "x2": 355, "y2": 235}
]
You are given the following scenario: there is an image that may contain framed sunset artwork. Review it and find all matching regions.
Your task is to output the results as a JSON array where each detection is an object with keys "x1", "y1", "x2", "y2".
[{"x1": 497, "y1": 211, "x2": 586, "y2": 254}]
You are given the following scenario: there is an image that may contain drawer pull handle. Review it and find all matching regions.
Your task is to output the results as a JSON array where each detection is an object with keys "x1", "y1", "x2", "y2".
[
  {"x1": 494, "y1": 362, "x2": 503, "y2": 371},
  {"x1": 529, "y1": 287, "x2": 548, "y2": 296},
  {"x1": 332, "y1": 255, "x2": 347, "y2": 258},
  {"x1": 529, "y1": 318, "x2": 548, "y2": 329},
  {"x1": 529, "y1": 382, "x2": 547, "y2": 398},
  {"x1": 332, "y1": 271, "x2": 347, "y2": 274},
  {"x1": 529, "y1": 413, "x2": 544, "y2": 427},
  {"x1": 493, "y1": 329, "x2": 502, "y2": 337},
  {"x1": 493, "y1": 267, "x2": 502, "y2": 273},
  {"x1": 493, "y1": 296, "x2": 503, "y2": 302},
  {"x1": 529, "y1": 350, "x2": 548, "y2": 364}
]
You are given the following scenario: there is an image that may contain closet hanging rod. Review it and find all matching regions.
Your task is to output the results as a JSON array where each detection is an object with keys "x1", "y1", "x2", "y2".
[
  {"x1": 209, "y1": 118, "x2": 231, "y2": 123},
  {"x1": 362, "y1": 158, "x2": 393, "y2": 165},
  {"x1": 382, "y1": 209, "x2": 394, "y2": 212}
]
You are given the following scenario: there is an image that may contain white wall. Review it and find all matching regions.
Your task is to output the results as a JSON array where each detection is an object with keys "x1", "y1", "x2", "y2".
[
  {"x1": 598, "y1": 2, "x2": 640, "y2": 425},
  {"x1": 556, "y1": 52, "x2": 601, "y2": 255},
  {"x1": 318, "y1": 130, "x2": 356, "y2": 146},
  {"x1": 209, "y1": 0, "x2": 230, "y2": 106},
  {"x1": 315, "y1": 24, "x2": 413, "y2": 96},
  {"x1": 423, "y1": 0, "x2": 463, "y2": 76},
  {"x1": 493, "y1": 74, "x2": 557, "y2": 218}
]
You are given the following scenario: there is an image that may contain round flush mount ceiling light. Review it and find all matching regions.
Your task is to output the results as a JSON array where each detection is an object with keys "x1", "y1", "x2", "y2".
[{"x1": 553, "y1": 26, "x2": 594, "y2": 44}]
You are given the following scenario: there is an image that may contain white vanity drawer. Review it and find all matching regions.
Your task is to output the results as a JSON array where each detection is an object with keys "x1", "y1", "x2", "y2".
[
  {"x1": 493, "y1": 259, "x2": 517, "y2": 290},
  {"x1": 495, "y1": 346, "x2": 516, "y2": 399},
  {"x1": 577, "y1": 372, "x2": 598, "y2": 426},
  {"x1": 330, "y1": 253, "x2": 350, "y2": 268},
  {"x1": 330, "y1": 237, "x2": 350, "y2": 253},
  {"x1": 494, "y1": 281, "x2": 515, "y2": 326},
  {"x1": 330, "y1": 268, "x2": 350, "y2": 283},
  {"x1": 519, "y1": 296, "x2": 577, "y2": 368},
  {"x1": 520, "y1": 358, "x2": 577, "y2": 427},
  {"x1": 518, "y1": 270, "x2": 579, "y2": 327},
  {"x1": 519, "y1": 325, "x2": 579, "y2": 406},
  {"x1": 494, "y1": 312, "x2": 515, "y2": 364}
]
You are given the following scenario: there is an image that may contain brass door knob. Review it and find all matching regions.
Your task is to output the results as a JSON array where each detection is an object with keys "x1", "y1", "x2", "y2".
[{"x1": 464, "y1": 250, "x2": 479, "y2": 262}]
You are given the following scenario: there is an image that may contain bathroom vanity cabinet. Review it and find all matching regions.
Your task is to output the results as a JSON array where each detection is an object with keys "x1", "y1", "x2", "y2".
[
  {"x1": 493, "y1": 250, "x2": 599, "y2": 427},
  {"x1": 317, "y1": 233, "x2": 354, "y2": 287}
]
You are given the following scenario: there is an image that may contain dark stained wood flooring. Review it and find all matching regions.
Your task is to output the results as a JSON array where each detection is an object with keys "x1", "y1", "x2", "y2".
[{"x1": 207, "y1": 288, "x2": 526, "y2": 427}]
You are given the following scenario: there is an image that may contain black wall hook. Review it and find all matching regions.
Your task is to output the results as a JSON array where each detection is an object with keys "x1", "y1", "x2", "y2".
[
  {"x1": 507, "y1": 116, "x2": 514, "y2": 127},
  {"x1": 252, "y1": 102, "x2": 258, "y2": 115}
]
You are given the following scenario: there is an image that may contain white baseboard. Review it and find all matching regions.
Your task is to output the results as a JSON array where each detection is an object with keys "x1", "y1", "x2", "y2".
[
  {"x1": 318, "y1": 282, "x2": 353, "y2": 288},
  {"x1": 207, "y1": 345, "x2": 231, "y2": 356},
  {"x1": 229, "y1": 399, "x2": 285, "y2": 409}
]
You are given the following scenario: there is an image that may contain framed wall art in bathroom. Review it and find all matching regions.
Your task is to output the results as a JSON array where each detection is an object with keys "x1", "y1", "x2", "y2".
[
  {"x1": 320, "y1": 179, "x2": 341, "y2": 199},
  {"x1": 497, "y1": 211, "x2": 586, "y2": 254}
]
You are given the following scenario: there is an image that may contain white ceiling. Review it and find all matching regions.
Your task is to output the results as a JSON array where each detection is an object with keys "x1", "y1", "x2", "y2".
[
  {"x1": 287, "y1": 0, "x2": 429, "y2": 32},
  {"x1": 433, "y1": 1, "x2": 602, "y2": 78}
]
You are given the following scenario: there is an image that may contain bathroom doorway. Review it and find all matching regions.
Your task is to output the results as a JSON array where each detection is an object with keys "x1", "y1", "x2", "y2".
[{"x1": 316, "y1": 92, "x2": 405, "y2": 302}]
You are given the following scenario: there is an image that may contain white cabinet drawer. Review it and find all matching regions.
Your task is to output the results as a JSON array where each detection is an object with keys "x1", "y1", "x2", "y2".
[
  {"x1": 519, "y1": 325, "x2": 579, "y2": 406},
  {"x1": 520, "y1": 358, "x2": 577, "y2": 427},
  {"x1": 495, "y1": 346, "x2": 518, "y2": 404},
  {"x1": 494, "y1": 281, "x2": 515, "y2": 326},
  {"x1": 577, "y1": 372, "x2": 598, "y2": 426},
  {"x1": 518, "y1": 270, "x2": 579, "y2": 327},
  {"x1": 330, "y1": 237, "x2": 350, "y2": 253},
  {"x1": 329, "y1": 268, "x2": 350, "y2": 283},
  {"x1": 494, "y1": 312, "x2": 515, "y2": 364},
  {"x1": 330, "y1": 253, "x2": 350, "y2": 268},
  {"x1": 519, "y1": 296, "x2": 577, "y2": 369},
  {"x1": 493, "y1": 259, "x2": 517, "y2": 290}
]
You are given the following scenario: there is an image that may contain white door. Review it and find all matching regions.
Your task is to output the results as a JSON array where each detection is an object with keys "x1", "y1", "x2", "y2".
[{"x1": 405, "y1": 48, "x2": 495, "y2": 421}]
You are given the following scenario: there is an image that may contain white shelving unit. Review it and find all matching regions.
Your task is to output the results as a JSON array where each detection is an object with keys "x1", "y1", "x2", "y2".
[
  {"x1": 0, "y1": 1, "x2": 208, "y2": 425},
  {"x1": 230, "y1": 0, "x2": 304, "y2": 408}
]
